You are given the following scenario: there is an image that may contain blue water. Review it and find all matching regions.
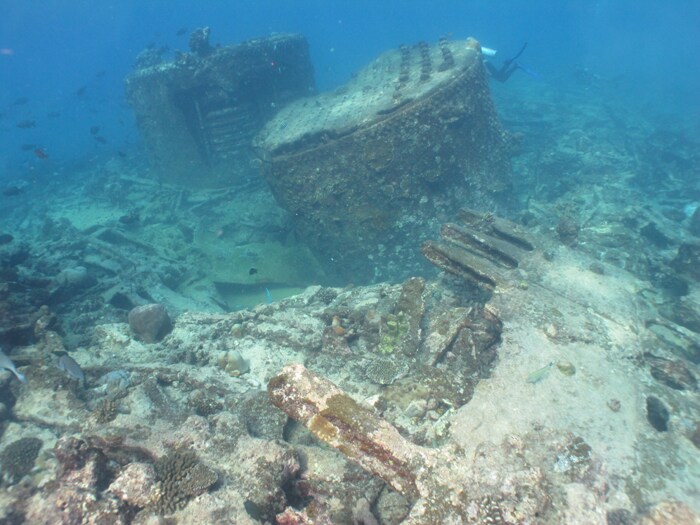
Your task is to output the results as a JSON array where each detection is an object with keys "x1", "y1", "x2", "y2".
[{"x1": 1, "y1": 0, "x2": 698, "y2": 173}]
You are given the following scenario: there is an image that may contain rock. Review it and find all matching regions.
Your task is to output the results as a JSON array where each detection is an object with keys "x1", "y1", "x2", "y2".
[
  {"x1": 24, "y1": 486, "x2": 124, "y2": 525},
  {"x1": 301, "y1": 446, "x2": 385, "y2": 524},
  {"x1": 646, "y1": 396, "x2": 670, "y2": 432},
  {"x1": 128, "y1": 304, "x2": 172, "y2": 343},
  {"x1": 689, "y1": 206, "x2": 700, "y2": 237},
  {"x1": 404, "y1": 399, "x2": 428, "y2": 419},
  {"x1": 230, "y1": 437, "x2": 300, "y2": 522},
  {"x1": 374, "y1": 489, "x2": 411, "y2": 525},
  {"x1": 640, "y1": 500, "x2": 700, "y2": 525},
  {"x1": 660, "y1": 300, "x2": 700, "y2": 334},
  {"x1": 239, "y1": 390, "x2": 286, "y2": 439},
  {"x1": 650, "y1": 265, "x2": 690, "y2": 297},
  {"x1": 55, "y1": 266, "x2": 89, "y2": 287},
  {"x1": 217, "y1": 349, "x2": 250, "y2": 376},
  {"x1": 689, "y1": 422, "x2": 700, "y2": 451},
  {"x1": 109, "y1": 462, "x2": 156, "y2": 508},
  {"x1": 589, "y1": 261, "x2": 605, "y2": 275},
  {"x1": 556, "y1": 360, "x2": 576, "y2": 376},
  {"x1": 54, "y1": 436, "x2": 107, "y2": 491},
  {"x1": 672, "y1": 242, "x2": 700, "y2": 281},
  {"x1": 640, "y1": 222, "x2": 671, "y2": 248}
]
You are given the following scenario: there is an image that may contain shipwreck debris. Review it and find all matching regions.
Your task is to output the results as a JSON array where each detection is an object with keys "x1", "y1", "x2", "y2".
[
  {"x1": 255, "y1": 37, "x2": 512, "y2": 283},
  {"x1": 126, "y1": 32, "x2": 314, "y2": 188},
  {"x1": 422, "y1": 207, "x2": 535, "y2": 291}
]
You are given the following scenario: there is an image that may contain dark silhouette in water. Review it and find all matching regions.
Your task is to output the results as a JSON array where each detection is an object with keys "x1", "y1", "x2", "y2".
[{"x1": 485, "y1": 43, "x2": 536, "y2": 82}]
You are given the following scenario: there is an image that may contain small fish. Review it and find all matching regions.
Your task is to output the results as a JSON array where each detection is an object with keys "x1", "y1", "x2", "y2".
[
  {"x1": 94, "y1": 136, "x2": 108, "y2": 144},
  {"x1": 117, "y1": 150, "x2": 127, "y2": 158},
  {"x1": 527, "y1": 361, "x2": 555, "y2": 384},
  {"x1": 47, "y1": 111, "x2": 61, "y2": 118},
  {"x1": 16, "y1": 119, "x2": 36, "y2": 129},
  {"x1": 0, "y1": 347, "x2": 27, "y2": 383},
  {"x1": 249, "y1": 267, "x2": 258, "y2": 275},
  {"x1": 90, "y1": 125, "x2": 100, "y2": 135},
  {"x1": 20, "y1": 143, "x2": 36, "y2": 151},
  {"x1": 34, "y1": 148, "x2": 49, "y2": 159},
  {"x1": 0, "y1": 233, "x2": 14, "y2": 245},
  {"x1": 57, "y1": 354, "x2": 85, "y2": 387},
  {"x1": 12, "y1": 96, "x2": 29, "y2": 106},
  {"x1": 265, "y1": 287, "x2": 273, "y2": 304},
  {"x1": 176, "y1": 27, "x2": 188, "y2": 36},
  {"x1": 76, "y1": 85, "x2": 88, "y2": 97}
]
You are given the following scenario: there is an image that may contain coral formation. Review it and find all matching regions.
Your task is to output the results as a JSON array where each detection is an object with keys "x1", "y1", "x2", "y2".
[
  {"x1": 152, "y1": 449, "x2": 218, "y2": 515},
  {"x1": 92, "y1": 398, "x2": 119, "y2": 423},
  {"x1": 363, "y1": 357, "x2": 409, "y2": 385},
  {"x1": 377, "y1": 312, "x2": 410, "y2": 355},
  {"x1": 0, "y1": 437, "x2": 42, "y2": 484},
  {"x1": 187, "y1": 389, "x2": 223, "y2": 417}
]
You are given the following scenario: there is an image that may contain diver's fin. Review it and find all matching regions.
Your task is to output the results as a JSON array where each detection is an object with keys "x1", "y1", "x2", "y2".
[
  {"x1": 517, "y1": 63, "x2": 539, "y2": 79},
  {"x1": 511, "y1": 42, "x2": 528, "y2": 62}
]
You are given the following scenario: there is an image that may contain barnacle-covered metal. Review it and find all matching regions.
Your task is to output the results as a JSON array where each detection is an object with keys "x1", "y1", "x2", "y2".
[
  {"x1": 126, "y1": 32, "x2": 314, "y2": 188},
  {"x1": 254, "y1": 37, "x2": 511, "y2": 283}
]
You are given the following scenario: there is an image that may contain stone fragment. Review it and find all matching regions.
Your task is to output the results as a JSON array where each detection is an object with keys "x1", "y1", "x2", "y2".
[
  {"x1": 128, "y1": 303, "x2": 172, "y2": 343},
  {"x1": 556, "y1": 215, "x2": 580, "y2": 245},
  {"x1": 109, "y1": 462, "x2": 157, "y2": 508}
]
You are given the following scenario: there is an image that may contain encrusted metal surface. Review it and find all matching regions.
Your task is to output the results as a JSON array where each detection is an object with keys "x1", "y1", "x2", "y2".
[
  {"x1": 256, "y1": 40, "x2": 473, "y2": 154},
  {"x1": 254, "y1": 38, "x2": 512, "y2": 284},
  {"x1": 126, "y1": 33, "x2": 314, "y2": 188}
]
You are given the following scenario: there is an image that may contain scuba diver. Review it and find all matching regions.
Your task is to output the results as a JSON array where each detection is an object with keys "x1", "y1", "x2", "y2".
[{"x1": 483, "y1": 43, "x2": 537, "y2": 82}]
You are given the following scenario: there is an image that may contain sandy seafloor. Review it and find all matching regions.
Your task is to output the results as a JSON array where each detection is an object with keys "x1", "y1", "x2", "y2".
[{"x1": 0, "y1": 63, "x2": 699, "y2": 524}]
